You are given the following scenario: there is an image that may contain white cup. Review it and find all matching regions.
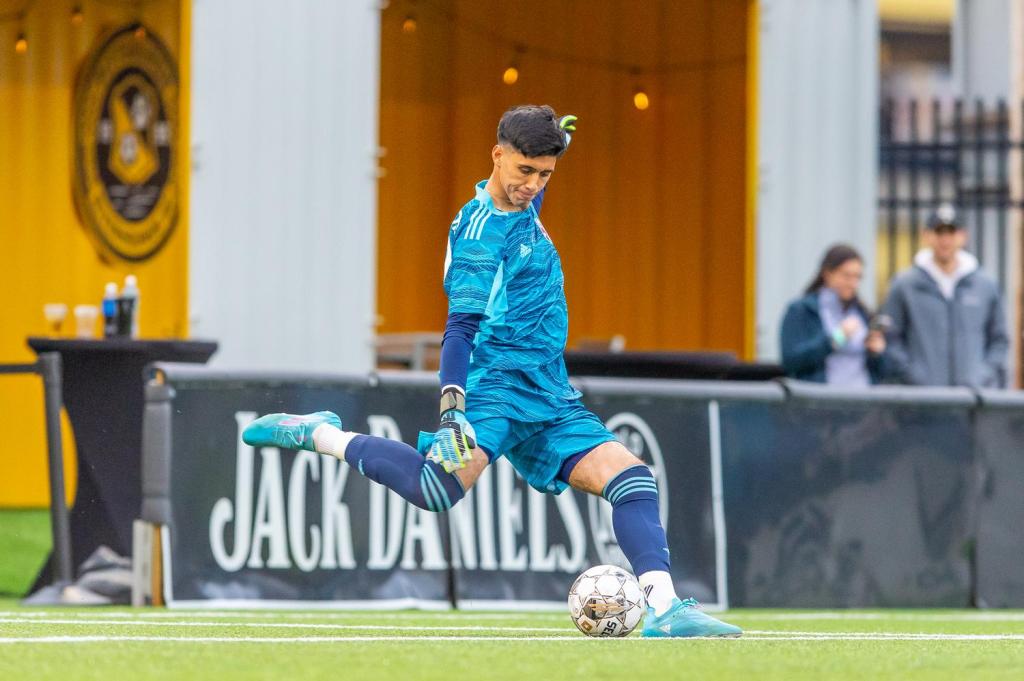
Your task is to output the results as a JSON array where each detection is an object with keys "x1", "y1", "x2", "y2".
[
  {"x1": 73, "y1": 305, "x2": 99, "y2": 339},
  {"x1": 43, "y1": 303, "x2": 68, "y2": 335}
]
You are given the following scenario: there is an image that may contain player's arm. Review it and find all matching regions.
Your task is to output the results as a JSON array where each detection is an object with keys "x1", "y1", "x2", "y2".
[
  {"x1": 532, "y1": 114, "x2": 578, "y2": 215},
  {"x1": 427, "y1": 313, "x2": 482, "y2": 473},
  {"x1": 426, "y1": 213, "x2": 504, "y2": 472}
]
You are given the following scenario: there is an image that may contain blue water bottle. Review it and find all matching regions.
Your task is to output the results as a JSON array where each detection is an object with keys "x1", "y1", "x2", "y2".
[{"x1": 102, "y1": 282, "x2": 119, "y2": 339}]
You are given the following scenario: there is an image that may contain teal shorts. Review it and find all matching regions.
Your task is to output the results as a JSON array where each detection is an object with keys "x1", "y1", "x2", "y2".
[
  {"x1": 469, "y1": 399, "x2": 615, "y2": 493},
  {"x1": 417, "y1": 367, "x2": 615, "y2": 493}
]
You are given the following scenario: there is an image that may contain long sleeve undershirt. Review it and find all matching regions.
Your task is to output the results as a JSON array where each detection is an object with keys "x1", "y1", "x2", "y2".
[{"x1": 439, "y1": 312, "x2": 482, "y2": 391}]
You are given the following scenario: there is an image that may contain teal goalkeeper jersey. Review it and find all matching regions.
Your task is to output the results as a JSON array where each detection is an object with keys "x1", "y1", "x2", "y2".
[{"x1": 444, "y1": 181, "x2": 578, "y2": 404}]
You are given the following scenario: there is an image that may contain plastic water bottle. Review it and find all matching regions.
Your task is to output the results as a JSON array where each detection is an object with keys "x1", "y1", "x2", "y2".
[
  {"x1": 102, "y1": 282, "x2": 119, "y2": 338},
  {"x1": 119, "y1": 274, "x2": 140, "y2": 338}
]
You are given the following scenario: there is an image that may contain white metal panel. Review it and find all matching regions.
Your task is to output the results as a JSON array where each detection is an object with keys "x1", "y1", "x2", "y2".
[
  {"x1": 953, "y1": 0, "x2": 1022, "y2": 385},
  {"x1": 189, "y1": 0, "x2": 379, "y2": 371},
  {"x1": 756, "y1": 0, "x2": 879, "y2": 360},
  {"x1": 953, "y1": 0, "x2": 1013, "y2": 103}
]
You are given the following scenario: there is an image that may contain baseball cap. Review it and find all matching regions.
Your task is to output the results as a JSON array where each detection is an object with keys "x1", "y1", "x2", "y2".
[{"x1": 926, "y1": 203, "x2": 962, "y2": 231}]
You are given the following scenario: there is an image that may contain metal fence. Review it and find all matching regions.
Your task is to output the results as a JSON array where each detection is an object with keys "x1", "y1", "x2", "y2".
[{"x1": 878, "y1": 98, "x2": 1022, "y2": 295}]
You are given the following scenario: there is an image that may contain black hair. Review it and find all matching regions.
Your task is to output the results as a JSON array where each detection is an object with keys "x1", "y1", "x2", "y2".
[
  {"x1": 496, "y1": 104, "x2": 567, "y2": 158},
  {"x1": 804, "y1": 244, "x2": 869, "y2": 312},
  {"x1": 804, "y1": 244, "x2": 862, "y2": 294}
]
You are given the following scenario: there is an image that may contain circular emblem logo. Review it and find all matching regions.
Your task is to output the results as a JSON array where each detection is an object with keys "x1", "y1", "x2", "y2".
[
  {"x1": 588, "y1": 413, "x2": 669, "y2": 568},
  {"x1": 73, "y1": 24, "x2": 177, "y2": 262}
]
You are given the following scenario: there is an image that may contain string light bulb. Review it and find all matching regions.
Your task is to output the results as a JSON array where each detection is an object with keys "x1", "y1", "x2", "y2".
[
  {"x1": 503, "y1": 44, "x2": 524, "y2": 86},
  {"x1": 401, "y1": 14, "x2": 417, "y2": 34},
  {"x1": 633, "y1": 88, "x2": 650, "y2": 111},
  {"x1": 14, "y1": 31, "x2": 27, "y2": 54},
  {"x1": 134, "y1": 25, "x2": 147, "y2": 40},
  {"x1": 71, "y1": 5, "x2": 84, "y2": 25}
]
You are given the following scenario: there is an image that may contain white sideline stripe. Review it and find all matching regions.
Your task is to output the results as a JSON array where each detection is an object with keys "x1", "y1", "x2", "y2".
[
  {"x1": 745, "y1": 613, "x2": 1024, "y2": 622},
  {"x1": 4, "y1": 610, "x2": 1024, "y2": 622},
  {"x1": 744, "y1": 630, "x2": 1024, "y2": 639},
  {"x1": 0, "y1": 618, "x2": 566, "y2": 633},
  {"x1": 3, "y1": 633, "x2": 1024, "y2": 644},
  {"x1": 0, "y1": 610, "x2": 520, "y2": 620},
  {"x1": 0, "y1": 636, "x2": 579, "y2": 644},
  {"x1": 3, "y1": 619, "x2": 1022, "y2": 640},
  {"x1": 168, "y1": 598, "x2": 455, "y2": 611}
]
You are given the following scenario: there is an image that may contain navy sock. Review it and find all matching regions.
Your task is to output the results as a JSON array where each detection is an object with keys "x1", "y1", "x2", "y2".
[
  {"x1": 344, "y1": 435, "x2": 465, "y2": 512},
  {"x1": 603, "y1": 464, "x2": 671, "y2": 575}
]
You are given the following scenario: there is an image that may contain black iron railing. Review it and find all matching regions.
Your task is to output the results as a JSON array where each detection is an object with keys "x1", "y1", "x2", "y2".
[{"x1": 879, "y1": 98, "x2": 1023, "y2": 295}]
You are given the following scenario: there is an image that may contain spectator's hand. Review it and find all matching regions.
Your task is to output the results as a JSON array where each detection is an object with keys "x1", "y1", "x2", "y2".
[
  {"x1": 840, "y1": 316, "x2": 863, "y2": 341},
  {"x1": 866, "y1": 330, "x2": 886, "y2": 355}
]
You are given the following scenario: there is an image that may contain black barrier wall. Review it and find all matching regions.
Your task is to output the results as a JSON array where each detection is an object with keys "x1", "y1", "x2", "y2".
[
  {"x1": 974, "y1": 390, "x2": 1024, "y2": 608},
  {"x1": 722, "y1": 381, "x2": 976, "y2": 608},
  {"x1": 142, "y1": 365, "x2": 1024, "y2": 608},
  {"x1": 145, "y1": 366, "x2": 725, "y2": 608}
]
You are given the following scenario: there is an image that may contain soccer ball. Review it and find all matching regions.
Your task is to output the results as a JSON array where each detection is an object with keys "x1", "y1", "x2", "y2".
[{"x1": 568, "y1": 564, "x2": 646, "y2": 637}]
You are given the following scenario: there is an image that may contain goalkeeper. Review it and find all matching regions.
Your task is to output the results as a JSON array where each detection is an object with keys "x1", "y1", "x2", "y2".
[{"x1": 244, "y1": 105, "x2": 741, "y2": 638}]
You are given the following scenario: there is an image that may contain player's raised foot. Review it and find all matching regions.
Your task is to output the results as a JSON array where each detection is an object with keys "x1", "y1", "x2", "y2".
[
  {"x1": 641, "y1": 598, "x2": 742, "y2": 638},
  {"x1": 241, "y1": 411, "x2": 342, "y2": 452}
]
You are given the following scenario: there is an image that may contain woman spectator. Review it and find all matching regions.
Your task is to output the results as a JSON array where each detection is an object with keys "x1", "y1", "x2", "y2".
[{"x1": 780, "y1": 244, "x2": 886, "y2": 386}]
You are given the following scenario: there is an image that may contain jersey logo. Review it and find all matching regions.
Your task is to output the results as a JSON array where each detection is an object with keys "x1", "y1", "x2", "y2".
[{"x1": 519, "y1": 244, "x2": 532, "y2": 258}]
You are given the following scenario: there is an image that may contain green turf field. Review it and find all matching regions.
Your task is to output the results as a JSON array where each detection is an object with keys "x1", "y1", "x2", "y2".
[
  {"x1": 0, "y1": 509, "x2": 50, "y2": 597},
  {"x1": 1, "y1": 602, "x2": 1023, "y2": 680}
]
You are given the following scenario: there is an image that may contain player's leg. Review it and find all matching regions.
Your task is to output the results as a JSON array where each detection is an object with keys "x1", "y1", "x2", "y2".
[
  {"x1": 565, "y1": 438, "x2": 741, "y2": 638},
  {"x1": 564, "y1": 440, "x2": 675, "y2": 607},
  {"x1": 241, "y1": 411, "x2": 486, "y2": 511}
]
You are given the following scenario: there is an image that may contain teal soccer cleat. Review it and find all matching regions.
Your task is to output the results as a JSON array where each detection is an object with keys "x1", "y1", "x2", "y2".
[
  {"x1": 241, "y1": 411, "x2": 342, "y2": 452},
  {"x1": 641, "y1": 598, "x2": 742, "y2": 638}
]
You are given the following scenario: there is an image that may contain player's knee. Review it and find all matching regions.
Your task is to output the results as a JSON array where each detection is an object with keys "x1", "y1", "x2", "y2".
[{"x1": 603, "y1": 462, "x2": 658, "y2": 506}]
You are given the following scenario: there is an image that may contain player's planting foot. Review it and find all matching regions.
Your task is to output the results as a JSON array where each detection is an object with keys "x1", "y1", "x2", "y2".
[
  {"x1": 241, "y1": 411, "x2": 342, "y2": 452},
  {"x1": 640, "y1": 598, "x2": 742, "y2": 638}
]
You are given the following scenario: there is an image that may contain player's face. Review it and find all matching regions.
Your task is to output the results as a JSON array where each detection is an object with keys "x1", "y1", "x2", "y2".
[{"x1": 492, "y1": 145, "x2": 557, "y2": 209}]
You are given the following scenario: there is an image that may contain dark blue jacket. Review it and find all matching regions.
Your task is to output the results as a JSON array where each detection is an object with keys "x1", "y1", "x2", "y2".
[{"x1": 780, "y1": 292, "x2": 885, "y2": 384}]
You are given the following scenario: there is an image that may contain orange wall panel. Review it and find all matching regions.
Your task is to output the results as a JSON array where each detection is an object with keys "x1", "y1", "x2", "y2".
[{"x1": 378, "y1": 0, "x2": 752, "y2": 355}]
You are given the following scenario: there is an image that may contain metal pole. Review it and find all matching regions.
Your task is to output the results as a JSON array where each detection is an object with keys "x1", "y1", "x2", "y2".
[
  {"x1": 37, "y1": 352, "x2": 74, "y2": 585},
  {"x1": 954, "y1": 99, "x2": 964, "y2": 219},
  {"x1": 976, "y1": 99, "x2": 986, "y2": 260},
  {"x1": 909, "y1": 99, "x2": 920, "y2": 255},
  {"x1": 931, "y1": 98, "x2": 942, "y2": 217},
  {"x1": 997, "y1": 100, "x2": 1009, "y2": 293},
  {"x1": 886, "y1": 99, "x2": 898, "y2": 282}
]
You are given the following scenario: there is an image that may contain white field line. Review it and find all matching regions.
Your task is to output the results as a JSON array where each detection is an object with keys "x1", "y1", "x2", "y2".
[
  {"x1": 3, "y1": 619, "x2": 1023, "y2": 641},
  {"x1": 746, "y1": 613, "x2": 1024, "y2": 622},
  {"x1": 5, "y1": 610, "x2": 1024, "y2": 622},
  {"x1": 3, "y1": 633, "x2": 1024, "y2": 644},
  {"x1": 743, "y1": 630, "x2": 1024, "y2": 639},
  {"x1": 0, "y1": 618, "x2": 567, "y2": 633},
  {"x1": 0, "y1": 610, "x2": 524, "y2": 620}
]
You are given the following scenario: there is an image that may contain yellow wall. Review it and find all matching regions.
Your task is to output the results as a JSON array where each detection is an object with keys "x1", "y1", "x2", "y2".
[
  {"x1": 378, "y1": 0, "x2": 752, "y2": 354},
  {"x1": 879, "y1": 0, "x2": 953, "y2": 26},
  {"x1": 0, "y1": 0, "x2": 187, "y2": 507}
]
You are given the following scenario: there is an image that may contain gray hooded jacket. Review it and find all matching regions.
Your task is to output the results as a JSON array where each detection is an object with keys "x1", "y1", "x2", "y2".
[{"x1": 881, "y1": 250, "x2": 1008, "y2": 388}]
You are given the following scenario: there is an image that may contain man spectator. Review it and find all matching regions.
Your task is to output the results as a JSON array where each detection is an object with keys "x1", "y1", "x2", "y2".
[{"x1": 881, "y1": 203, "x2": 1008, "y2": 388}]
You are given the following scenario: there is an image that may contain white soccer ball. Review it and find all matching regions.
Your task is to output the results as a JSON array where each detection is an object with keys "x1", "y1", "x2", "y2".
[{"x1": 567, "y1": 564, "x2": 646, "y2": 637}]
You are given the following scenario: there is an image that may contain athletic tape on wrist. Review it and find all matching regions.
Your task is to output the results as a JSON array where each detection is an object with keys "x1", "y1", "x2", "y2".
[{"x1": 439, "y1": 386, "x2": 466, "y2": 415}]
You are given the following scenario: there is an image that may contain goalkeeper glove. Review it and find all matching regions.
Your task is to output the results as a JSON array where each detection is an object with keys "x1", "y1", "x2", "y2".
[
  {"x1": 558, "y1": 114, "x2": 578, "y2": 146},
  {"x1": 427, "y1": 387, "x2": 476, "y2": 473}
]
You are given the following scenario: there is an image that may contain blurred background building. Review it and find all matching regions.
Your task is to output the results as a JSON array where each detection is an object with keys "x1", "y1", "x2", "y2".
[{"x1": 1, "y1": 0, "x2": 1021, "y2": 507}]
